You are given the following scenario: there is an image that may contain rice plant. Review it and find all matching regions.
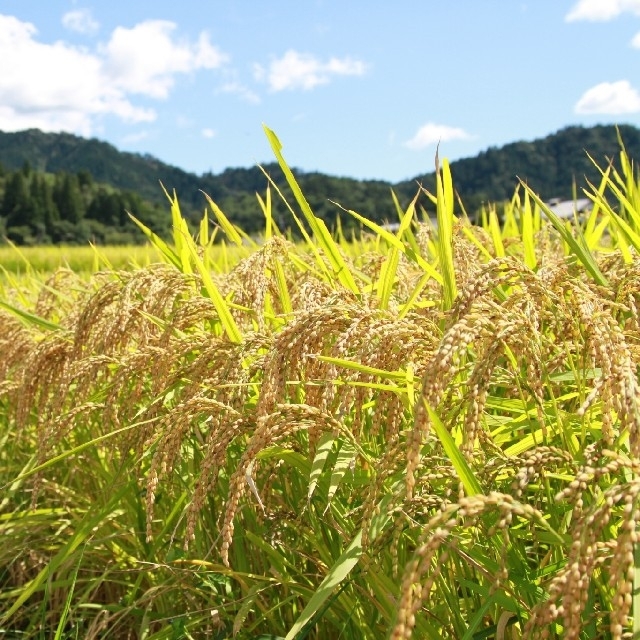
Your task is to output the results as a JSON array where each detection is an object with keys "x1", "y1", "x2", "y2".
[{"x1": 1, "y1": 127, "x2": 640, "y2": 638}]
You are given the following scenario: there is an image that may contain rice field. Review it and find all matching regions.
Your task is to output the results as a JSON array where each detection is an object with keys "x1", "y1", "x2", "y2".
[
  {"x1": 1, "y1": 126, "x2": 640, "y2": 639},
  {"x1": 0, "y1": 244, "x2": 160, "y2": 276}
]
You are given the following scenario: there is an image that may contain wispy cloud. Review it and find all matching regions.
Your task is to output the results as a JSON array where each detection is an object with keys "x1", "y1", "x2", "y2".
[
  {"x1": 217, "y1": 80, "x2": 261, "y2": 104},
  {"x1": 0, "y1": 14, "x2": 229, "y2": 135},
  {"x1": 62, "y1": 8, "x2": 99, "y2": 35},
  {"x1": 565, "y1": 0, "x2": 640, "y2": 22},
  {"x1": 201, "y1": 127, "x2": 216, "y2": 138},
  {"x1": 404, "y1": 123, "x2": 470, "y2": 150},
  {"x1": 254, "y1": 50, "x2": 367, "y2": 92},
  {"x1": 176, "y1": 115, "x2": 194, "y2": 128},
  {"x1": 121, "y1": 130, "x2": 150, "y2": 144},
  {"x1": 575, "y1": 79, "x2": 640, "y2": 114}
]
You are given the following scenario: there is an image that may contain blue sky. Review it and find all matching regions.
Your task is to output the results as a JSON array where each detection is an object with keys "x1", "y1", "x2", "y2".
[{"x1": 2, "y1": 0, "x2": 640, "y2": 182}]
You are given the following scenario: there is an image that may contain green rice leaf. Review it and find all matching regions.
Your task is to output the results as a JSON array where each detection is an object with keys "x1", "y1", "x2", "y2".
[
  {"x1": 398, "y1": 271, "x2": 434, "y2": 319},
  {"x1": 128, "y1": 213, "x2": 181, "y2": 269},
  {"x1": 314, "y1": 355, "x2": 407, "y2": 381},
  {"x1": 583, "y1": 164, "x2": 610, "y2": 250},
  {"x1": 325, "y1": 438, "x2": 356, "y2": 512},
  {"x1": 233, "y1": 583, "x2": 262, "y2": 636},
  {"x1": 159, "y1": 183, "x2": 193, "y2": 273},
  {"x1": 273, "y1": 256, "x2": 293, "y2": 316},
  {"x1": 257, "y1": 185, "x2": 277, "y2": 239},
  {"x1": 53, "y1": 545, "x2": 85, "y2": 640},
  {"x1": 284, "y1": 531, "x2": 362, "y2": 640},
  {"x1": 244, "y1": 530, "x2": 296, "y2": 577},
  {"x1": 340, "y1": 205, "x2": 443, "y2": 283},
  {"x1": 433, "y1": 153, "x2": 458, "y2": 309},
  {"x1": 522, "y1": 190, "x2": 537, "y2": 269},
  {"x1": 329, "y1": 379, "x2": 405, "y2": 393},
  {"x1": 260, "y1": 165, "x2": 335, "y2": 285},
  {"x1": 264, "y1": 125, "x2": 360, "y2": 296},
  {"x1": 0, "y1": 300, "x2": 62, "y2": 332},
  {"x1": 485, "y1": 207, "x2": 503, "y2": 258},
  {"x1": 377, "y1": 196, "x2": 418, "y2": 309},
  {"x1": 502, "y1": 193, "x2": 520, "y2": 239},
  {"x1": 256, "y1": 446, "x2": 311, "y2": 476},
  {"x1": 585, "y1": 214, "x2": 610, "y2": 252},
  {"x1": 591, "y1": 188, "x2": 640, "y2": 254},
  {"x1": 185, "y1": 237, "x2": 243, "y2": 343},
  {"x1": 201, "y1": 191, "x2": 243, "y2": 246},
  {"x1": 377, "y1": 234, "x2": 401, "y2": 309},
  {"x1": 424, "y1": 400, "x2": 482, "y2": 497},
  {"x1": 308, "y1": 432, "x2": 334, "y2": 504},
  {"x1": 3, "y1": 419, "x2": 157, "y2": 489},
  {"x1": 199, "y1": 207, "x2": 209, "y2": 247},
  {"x1": 611, "y1": 219, "x2": 634, "y2": 263},
  {"x1": 521, "y1": 183, "x2": 609, "y2": 287}
]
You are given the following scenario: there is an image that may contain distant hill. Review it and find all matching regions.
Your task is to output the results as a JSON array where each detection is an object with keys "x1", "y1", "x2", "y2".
[
  {"x1": 397, "y1": 123, "x2": 640, "y2": 212},
  {"x1": 0, "y1": 129, "x2": 222, "y2": 210},
  {"x1": 0, "y1": 129, "x2": 398, "y2": 229},
  {"x1": 0, "y1": 123, "x2": 638, "y2": 244}
]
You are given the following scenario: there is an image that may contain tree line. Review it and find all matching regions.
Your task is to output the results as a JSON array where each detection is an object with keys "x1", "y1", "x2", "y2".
[
  {"x1": 0, "y1": 161, "x2": 402, "y2": 245},
  {"x1": 0, "y1": 124, "x2": 639, "y2": 245},
  {"x1": 0, "y1": 163, "x2": 170, "y2": 245}
]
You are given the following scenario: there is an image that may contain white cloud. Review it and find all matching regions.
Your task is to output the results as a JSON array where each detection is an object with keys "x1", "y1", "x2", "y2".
[
  {"x1": 0, "y1": 14, "x2": 153, "y2": 135},
  {"x1": 404, "y1": 123, "x2": 470, "y2": 150},
  {"x1": 103, "y1": 21, "x2": 228, "y2": 99},
  {"x1": 255, "y1": 50, "x2": 367, "y2": 92},
  {"x1": 201, "y1": 128, "x2": 216, "y2": 138},
  {"x1": 62, "y1": 9, "x2": 99, "y2": 35},
  {"x1": 632, "y1": 30, "x2": 640, "y2": 46},
  {"x1": 574, "y1": 80, "x2": 640, "y2": 113},
  {"x1": 565, "y1": 0, "x2": 640, "y2": 21},
  {"x1": 0, "y1": 14, "x2": 229, "y2": 136}
]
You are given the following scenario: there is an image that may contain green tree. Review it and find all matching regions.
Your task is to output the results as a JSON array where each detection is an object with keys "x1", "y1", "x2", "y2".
[
  {"x1": 86, "y1": 188, "x2": 123, "y2": 226},
  {"x1": 2, "y1": 171, "x2": 30, "y2": 226},
  {"x1": 34, "y1": 175, "x2": 60, "y2": 235},
  {"x1": 77, "y1": 169, "x2": 93, "y2": 190},
  {"x1": 28, "y1": 174, "x2": 45, "y2": 227},
  {"x1": 54, "y1": 172, "x2": 85, "y2": 224},
  {"x1": 26, "y1": 174, "x2": 47, "y2": 241}
]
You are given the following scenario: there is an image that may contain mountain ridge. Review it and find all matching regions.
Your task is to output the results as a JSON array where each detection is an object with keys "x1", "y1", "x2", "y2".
[
  {"x1": 2, "y1": 123, "x2": 640, "y2": 202},
  {"x1": 0, "y1": 123, "x2": 639, "y2": 245}
]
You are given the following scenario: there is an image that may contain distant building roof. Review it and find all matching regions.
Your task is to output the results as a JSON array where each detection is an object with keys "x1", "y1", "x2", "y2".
[{"x1": 544, "y1": 197, "x2": 592, "y2": 219}]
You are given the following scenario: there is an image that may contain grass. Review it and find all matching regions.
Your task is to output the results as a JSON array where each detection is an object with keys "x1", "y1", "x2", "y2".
[{"x1": 1, "y1": 126, "x2": 640, "y2": 638}]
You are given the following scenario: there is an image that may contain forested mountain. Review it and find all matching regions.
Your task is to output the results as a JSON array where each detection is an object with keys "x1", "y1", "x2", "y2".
[
  {"x1": 395, "y1": 124, "x2": 640, "y2": 213},
  {"x1": 0, "y1": 124, "x2": 638, "y2": 245}
]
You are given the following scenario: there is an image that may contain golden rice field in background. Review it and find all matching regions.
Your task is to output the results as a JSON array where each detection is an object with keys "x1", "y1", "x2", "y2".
[
  {"x1": 0, "y1": 243, "x2": 159, "y2": 276},
  {"x1": 2, "y1": 126, "x2": 640, "y2": 639}
]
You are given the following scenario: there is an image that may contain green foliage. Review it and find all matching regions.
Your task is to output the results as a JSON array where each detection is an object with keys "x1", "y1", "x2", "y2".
[
  {"x1": 0, "y1": 167, "x2": 170, "y2": 245},
  {"x1": 1, "y1": 124, "x2": 639, "y2": 246}
]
